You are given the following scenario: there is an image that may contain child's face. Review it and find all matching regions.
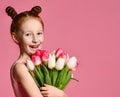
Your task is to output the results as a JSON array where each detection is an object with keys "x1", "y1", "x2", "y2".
[{"x1": 17, "y1": 18, "x2": 44, "y2": 55}]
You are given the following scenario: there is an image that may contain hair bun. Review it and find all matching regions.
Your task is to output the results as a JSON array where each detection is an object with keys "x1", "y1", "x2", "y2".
[
  {"x1": 6, "y1": 6, "x2": 17, "y2": 19},
  {"x1": 30, "y1": 6, "x2": 42, "y2": 16}
]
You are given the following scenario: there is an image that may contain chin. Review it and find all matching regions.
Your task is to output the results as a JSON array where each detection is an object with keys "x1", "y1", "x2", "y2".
[{"x1": 27, "y1": 51, "x2": 36, "y2": 55}]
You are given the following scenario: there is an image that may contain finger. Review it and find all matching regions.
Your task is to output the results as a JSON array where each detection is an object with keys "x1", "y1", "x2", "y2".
[
  {"x1": 41, "y1": 91, "x2": 48, "y2": 96},
  {"x1": 44, "y1": 84, "x2": 52, "y2": 88},
  {"x1": 44, "y1": 84, "x2": 49, "y2": 87},
  {"x1": 40, "y1": 86, "x2": 47, "y2": 91},
  {"x1": 41, "y1": 91, "x2": 48, "y2": 94}
]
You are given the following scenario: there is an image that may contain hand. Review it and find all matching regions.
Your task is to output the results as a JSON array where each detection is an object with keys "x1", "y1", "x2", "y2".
[{"x1": 40, "y1": 84, "x2": 68, "y2": 97}]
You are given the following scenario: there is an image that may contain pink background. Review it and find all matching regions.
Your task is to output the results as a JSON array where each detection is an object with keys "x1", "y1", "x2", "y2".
[{"x1": 0, "y1": 0, "x2": 120, "y2": 97}]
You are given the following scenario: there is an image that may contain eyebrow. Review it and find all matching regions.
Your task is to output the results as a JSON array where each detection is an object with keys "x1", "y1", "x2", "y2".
[{"x1": 19, "y1": 29, "x2": 43, "y2": 33}]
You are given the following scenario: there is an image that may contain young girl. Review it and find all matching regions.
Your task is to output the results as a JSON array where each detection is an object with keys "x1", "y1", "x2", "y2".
[{"x1": 6, "y1": 6, "x2": 68, "y2": 97}]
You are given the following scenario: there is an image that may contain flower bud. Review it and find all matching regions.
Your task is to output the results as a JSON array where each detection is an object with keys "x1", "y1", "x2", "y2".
[
  {"x1": 26, "y1": 59, "x2": 35, "y2": 71},
  {"x1": 67, "y1": 56, "x2": 78, "y2": 71},
  {"x1": 41, "y1": 50, "x2": 49, "y2": 62},
  {"x1": 58, "y1": 52, "x2": 69, "y2": 63},
  {"x1": 48, "y1": 53, "x2": 56, "y2": 69},
  {"x1": 55, "y1": 58, "x2": 65, "y2": 70},
  {"x1": 35, "y1": 50, "x2": 42, "y2": 56},
  {"x1": 55, "y1": 48, "x2": 64, "y2": 58},
  {"x1": 31, "y1": 55, "x2": 41, "y2": 66}
]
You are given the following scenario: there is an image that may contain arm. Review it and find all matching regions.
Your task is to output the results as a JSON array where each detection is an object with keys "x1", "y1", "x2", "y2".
[
  {"x1": 40, "y1": 84, "x2": 68, "y2": 97},
  {"x1": 13, "y1": 63, "x2": 43, "y2": 97}
]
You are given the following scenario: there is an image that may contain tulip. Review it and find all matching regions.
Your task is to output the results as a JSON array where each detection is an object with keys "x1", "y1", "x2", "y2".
[
  {"x1": 26, "y1": 59, "x2": 35, "y2": 71},
  {"x1": 55, "y1": 48, "x2": 64, "y2": 58},
  {"x1": 67, "y1": 56, "x2": 78, "y2": 71},
  {"x1": 35, "y1": 50, "x2": 42, "y2": 56},
  {"x1": 41, "y1": 50, "x2": 49, "y2": 62},
  {"x1": 48, "y1": 53, "x2": 56, "y2": 69},
  {"x1": 55, "y1": 58, "x2": 65, "y2": 70},
  {"x1": 58, "y1": 52, "x2": 66, "y2": 60},
  {"x1": 26, "y1": 59, "x2": 41, "y2": 87},
  {"x1": 58, "y1": 52, "x2": 69, "y2": 63},
  {"x1": 31, "y1": 55, "x2": 41, "y2": 66}
]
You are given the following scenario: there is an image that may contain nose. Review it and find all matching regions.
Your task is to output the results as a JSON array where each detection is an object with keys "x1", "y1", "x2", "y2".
[{"x1": 32, "y1": 35, "x2": 38, "y2": 43}]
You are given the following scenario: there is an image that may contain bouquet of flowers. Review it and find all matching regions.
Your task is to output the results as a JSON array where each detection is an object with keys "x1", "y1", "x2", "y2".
[{"x1": 26, "y1": 48, "x2": 78, "y2": 90}]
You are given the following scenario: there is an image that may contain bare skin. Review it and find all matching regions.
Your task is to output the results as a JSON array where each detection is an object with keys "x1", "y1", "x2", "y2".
[{"x1": 12, "y1": 18, "x2": 68, "y2": 97}]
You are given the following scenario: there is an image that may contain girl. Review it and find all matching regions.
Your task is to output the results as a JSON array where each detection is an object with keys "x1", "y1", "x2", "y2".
[{"x1": 6, "y1": 6, "x2": 68, "y2": 97}]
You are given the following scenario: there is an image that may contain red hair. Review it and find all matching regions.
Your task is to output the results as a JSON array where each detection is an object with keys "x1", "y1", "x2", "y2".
[{"x1": 6, "y1": 6, "x2": 44, "y2": 34}]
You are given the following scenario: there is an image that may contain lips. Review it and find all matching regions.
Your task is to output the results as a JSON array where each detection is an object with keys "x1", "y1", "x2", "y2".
[{"x1": 29, "y1": 44, "x2": 40, "y2": 49}]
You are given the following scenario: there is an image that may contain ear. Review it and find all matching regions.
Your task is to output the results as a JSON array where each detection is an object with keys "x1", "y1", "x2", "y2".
[{"x1": 11, "y1": 32, "x2": 19, "y2": 44}]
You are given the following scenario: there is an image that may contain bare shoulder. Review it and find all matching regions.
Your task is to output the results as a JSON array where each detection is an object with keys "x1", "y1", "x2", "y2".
[
  {"x1": 13, "y1": 62, "x2": 29, "y2": 82},
  {"x1": 13, "y1": 62, "x2": 28, "y2": 72},
  {"x1": 12, "y1": 62, "x2": 43, "y2": 97}
]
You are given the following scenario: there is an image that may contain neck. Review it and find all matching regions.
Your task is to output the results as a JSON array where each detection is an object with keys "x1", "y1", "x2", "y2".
[{"x1": 18, "y1": 51, "x2": 31, "y2": 63}]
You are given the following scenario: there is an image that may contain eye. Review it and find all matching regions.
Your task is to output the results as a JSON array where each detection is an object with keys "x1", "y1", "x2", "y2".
[
  {"x1": 37, "y1": 32, "x2": 43, "y2": 35},
  {"x1": 25, "y1": 33, "x2": 31, "y2": 36}
]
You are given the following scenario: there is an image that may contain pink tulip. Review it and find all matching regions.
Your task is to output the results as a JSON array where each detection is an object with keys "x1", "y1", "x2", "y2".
[
  {"x1": 40, "y1": 50, "x2": 49, "y2": 62},
  {"x1": 55, "y1": 48, "x2": 64, "y2": 58},
  {"x1": 31, "y1": 54, "x2": 42, "y2": 66},
  {"x1": 58, "y1": 52, "x2": 66, "y2": 59},
  {"x1": 58, "y1": 52, "x2": 69, "y2": 63},
  {"x1": 67, "y1": 56, "x2": 78, "y2": 71},
  {"x1": 35, "y1": 50, "x2": 42, "y2": 56}
]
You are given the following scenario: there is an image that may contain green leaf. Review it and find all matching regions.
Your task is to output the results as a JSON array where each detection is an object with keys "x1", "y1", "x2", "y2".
[
  {"x1": 37, "y1": 66, "x2": 44, "y2": 84},
  {"x1": 60, "y1": 71, "x2": 72, "y2": 90},
  {"x1": 34, "y1": 67, "x2": 44, "y2": 86},
  {"x1": 41, "y1": 65, "x2": 52, "y2": 85},
  {"x1": 29, "y1": 71, "x2": 41, "y2": 87},
  {"x1": 55, "y1": 65, "x2": 69, "y2": 89},
  {"x1": 52, "y1": 68, "x2": 58, "y2": 86}
]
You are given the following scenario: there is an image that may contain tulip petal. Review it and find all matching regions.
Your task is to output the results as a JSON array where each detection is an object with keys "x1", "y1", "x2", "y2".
[
  {"x1": 48, "y1": 54, "x2": 56, "y2": 69},
  {"x1": 67, "y1": 56, "x2": 78, "y2": 71},
  {"x1": 26, "y1": 59, "x2": 35, "y2": 71},
  {"x1": 55, "y1": 58, "x2": 65, "y2": 70}
]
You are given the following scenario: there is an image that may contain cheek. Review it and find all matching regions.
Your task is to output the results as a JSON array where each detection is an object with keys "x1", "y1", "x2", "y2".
[
  {"x1": 20, "y1": 37, "x2": 32, "y2": 45},
  {"x1": 24, "y1": 39, "x2": 31, "y2": 43},
  {"x1": 42, "y1": 36, "x2": 44, "y2": 42},
  {"x1": 39, "y1": 35, "x2": 44, "y2": 42}
]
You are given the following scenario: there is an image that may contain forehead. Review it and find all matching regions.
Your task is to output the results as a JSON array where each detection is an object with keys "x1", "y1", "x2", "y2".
[{"x1": 20, "y1": 18, "x2": 43, "y2": 31}]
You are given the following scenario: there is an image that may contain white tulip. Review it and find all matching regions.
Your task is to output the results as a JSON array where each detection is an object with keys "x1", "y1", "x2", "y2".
[
  {"x1": 67, "y1": 56, "x2": 77, "y2": 71},
  {"x1": 55, "y1": 58, "x2": 65, "y2": 70},
  {"x1": 26, "y1": 59, "x2": 35, "y2": 71},
  {"x1": 48, "y1": 53, "x2": 56, "y2": 69}
]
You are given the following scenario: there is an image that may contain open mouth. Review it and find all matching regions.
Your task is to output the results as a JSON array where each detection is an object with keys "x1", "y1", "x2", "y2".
[{"x1": 29, "y1": 44, "x2": 40, "y2": 49}]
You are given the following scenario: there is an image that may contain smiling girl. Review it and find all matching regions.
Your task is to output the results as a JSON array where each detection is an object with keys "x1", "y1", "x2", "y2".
[{"x1": 6, "y1": 6, "x2": 68, "y2": 97}]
